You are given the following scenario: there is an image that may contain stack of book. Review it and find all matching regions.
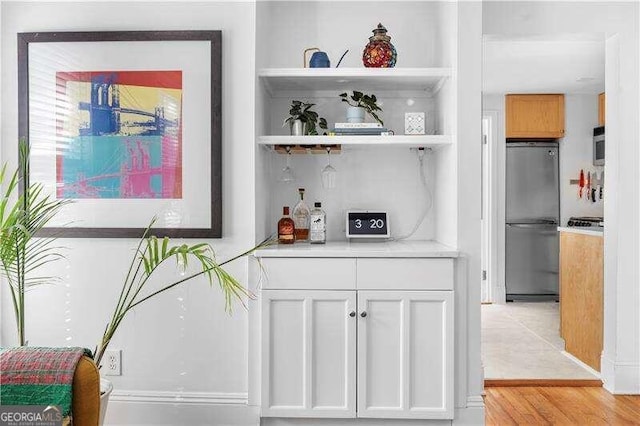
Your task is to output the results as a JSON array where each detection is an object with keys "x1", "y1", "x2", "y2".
[{"x1": 331, "y1": 122, "x2": 389, "y2": 135}]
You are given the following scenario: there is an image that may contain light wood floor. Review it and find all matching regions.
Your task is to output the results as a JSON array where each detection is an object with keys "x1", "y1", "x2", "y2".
[{"x1": 485, "y1": 387, "x2": 640, "y2": 425}]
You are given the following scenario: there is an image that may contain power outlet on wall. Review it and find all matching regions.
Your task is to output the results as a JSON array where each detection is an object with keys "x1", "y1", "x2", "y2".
[{"x1": 104, "y1": 349, "x2": 122, "y2": 376}]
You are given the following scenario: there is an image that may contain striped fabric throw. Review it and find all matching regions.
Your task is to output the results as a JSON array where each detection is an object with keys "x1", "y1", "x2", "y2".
[{"x1": 0, "y1": 347, "x2": 93, "y2": 417}]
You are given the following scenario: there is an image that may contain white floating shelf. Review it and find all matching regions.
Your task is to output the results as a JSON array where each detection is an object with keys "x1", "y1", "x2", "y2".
[
  {"x1": 258, "y1": 67, "x2": 452, "y2": 96},
  {"x1": 257, "y1": 135, "x2": 453, "y2": 149}
]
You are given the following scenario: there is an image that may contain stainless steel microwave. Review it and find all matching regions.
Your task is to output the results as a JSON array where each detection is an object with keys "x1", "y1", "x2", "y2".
[{"x1": 593, "y1": 126, "x2": 605, "y2": 166}]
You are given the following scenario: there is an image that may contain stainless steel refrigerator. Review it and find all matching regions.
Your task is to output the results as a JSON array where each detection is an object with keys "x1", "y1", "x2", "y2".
[{"x1": 505, "y1": 142, "x2": 559, "y2": 301}]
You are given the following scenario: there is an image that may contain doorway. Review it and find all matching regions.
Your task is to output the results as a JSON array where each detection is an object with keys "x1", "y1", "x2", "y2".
[
  {"x1": 480, "y1": 34, "x2": 605, "y2": 382},
  {"x1": 481, "y1": 112, "x2": 499, "y2": 304}
]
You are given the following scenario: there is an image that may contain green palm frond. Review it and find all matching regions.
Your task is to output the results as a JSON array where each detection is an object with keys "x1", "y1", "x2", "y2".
[
  {"x1": 0, "y1": 139, "x2": 70, "y2": 345},
  {"x1": 94, "y1": 218, "x2": 276, "y2": 367}
]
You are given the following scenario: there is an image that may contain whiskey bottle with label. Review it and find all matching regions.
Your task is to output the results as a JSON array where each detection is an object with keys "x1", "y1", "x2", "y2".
[
  {"x1": 292, "y1": 188, "x2": 310, "y2": 241},
  {"x1": 310, "y1": 202, "x2": 326, "y2": 244},
  {"x1": 278, "y1": 206, "x2": 295, "y2": 244}
]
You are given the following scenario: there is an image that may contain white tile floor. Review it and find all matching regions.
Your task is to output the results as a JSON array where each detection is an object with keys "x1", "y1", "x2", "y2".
[{"x1": 481, "y1": 302, "x2": 599, "y2": 380}]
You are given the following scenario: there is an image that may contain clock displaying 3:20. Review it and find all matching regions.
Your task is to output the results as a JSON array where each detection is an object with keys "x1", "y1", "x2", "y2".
[{"x1": 347, "y1": 211, "x2": 389, "y2": 237}]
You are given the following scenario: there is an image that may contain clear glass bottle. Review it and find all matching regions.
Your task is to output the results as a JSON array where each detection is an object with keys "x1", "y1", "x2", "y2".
[
  {"x1": 278, "y1": 206, "x2": 295, "y2": 244},
  {"x1": 309, "y1": 202, "x2": 326, "y2": 244},
  {"x1": 292, "y1": 188, "x2": 310, "y2": 241}
]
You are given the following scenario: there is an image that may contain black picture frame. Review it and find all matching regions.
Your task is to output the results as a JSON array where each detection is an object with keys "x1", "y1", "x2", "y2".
[{"x1": 17, "y1": 30, "x2": 222, "y2": 238}]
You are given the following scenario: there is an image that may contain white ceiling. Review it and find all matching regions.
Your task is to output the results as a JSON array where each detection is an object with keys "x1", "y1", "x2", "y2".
[{"x1": 483, "y1": 36, "x2": 605, "y2": 94}]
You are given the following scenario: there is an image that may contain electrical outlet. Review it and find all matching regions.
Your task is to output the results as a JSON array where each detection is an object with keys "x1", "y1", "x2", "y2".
[{"x1": 104, "y1": 349, "x2": 122, "y2": 376}]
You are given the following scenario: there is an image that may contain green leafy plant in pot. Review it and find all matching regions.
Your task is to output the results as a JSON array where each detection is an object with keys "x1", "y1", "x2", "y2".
[
  {"x1": 283, "y1": 100, "x2": 328, "y2": 136},
  {"x1": 339, "y1": 91, "x2": 383, "y2": 125},
  {"x1": 1, "y1": 141, "x2": 275, "y2": 426},
  {"x1": 0, "y1": 140, "x2": 70, "y2": 346}
]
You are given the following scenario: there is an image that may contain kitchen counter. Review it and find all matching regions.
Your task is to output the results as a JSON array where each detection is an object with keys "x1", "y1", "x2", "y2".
[
  {"x1": 254, "y1": 240, "x2": 459, "y2": 258},
  {"x1": 558, "y1": 226, "x2": 603, "y2": 237}
]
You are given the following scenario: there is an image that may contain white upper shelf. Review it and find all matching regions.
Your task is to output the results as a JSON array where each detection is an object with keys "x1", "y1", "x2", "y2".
[
  {"x1": 258, "y1": 135, "x2": 452, "y2": 148},
  {"x1": 258, "y1": 67, "x2": 452, "y2": 96}
]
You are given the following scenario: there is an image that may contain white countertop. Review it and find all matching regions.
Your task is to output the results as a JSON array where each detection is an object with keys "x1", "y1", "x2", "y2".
[
  {"x1": 558, "y1": 226, "x2": 604, "y2": 237},
  {"x1": 253, "y1": 240, "x2": 459, "y2": 258}
]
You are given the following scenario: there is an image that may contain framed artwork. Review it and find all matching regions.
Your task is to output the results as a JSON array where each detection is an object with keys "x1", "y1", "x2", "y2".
[{"x1": 18, "y1": 31, "x2": 222, "y2": 238}]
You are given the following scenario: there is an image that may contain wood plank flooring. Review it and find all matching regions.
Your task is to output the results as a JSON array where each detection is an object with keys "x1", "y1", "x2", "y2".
[{"x1": 485, "y1": 387, "x2": 640, "y2": 425}]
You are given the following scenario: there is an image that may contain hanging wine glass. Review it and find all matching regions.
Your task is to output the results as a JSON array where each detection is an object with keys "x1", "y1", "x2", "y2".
[
  {"x1": 279, "y1": 146, "x2": 295, "y2": 182},
  {"x1": 321, "y1": 146, "x2": 337, "y2": 189}
]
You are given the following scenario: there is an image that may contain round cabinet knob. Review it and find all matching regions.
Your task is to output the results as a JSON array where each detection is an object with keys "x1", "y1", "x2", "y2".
[
  {"x1": 360, "y1": 311, "x2": 367, "y2": 318},
  {"x1": 349, "y1": 311, "x2": 356, "y2": 317}
]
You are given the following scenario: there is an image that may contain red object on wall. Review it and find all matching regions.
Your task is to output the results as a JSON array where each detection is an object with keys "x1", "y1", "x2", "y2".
[{"x1": 578, "y1": 169, "x2": 585, "y2": 198}]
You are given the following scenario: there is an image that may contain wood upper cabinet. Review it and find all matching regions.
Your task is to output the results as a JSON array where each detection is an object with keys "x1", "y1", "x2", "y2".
[
  {"x1": 505, "y1": 94, "x2": 565, "y2": 138},
  {"x1": 598, "y1": 92, "x2": 605, "y2": 126}
]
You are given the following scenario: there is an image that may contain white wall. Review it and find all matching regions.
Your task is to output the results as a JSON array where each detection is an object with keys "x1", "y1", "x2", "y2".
[
  {"x1": 265, "y1": 146, "x2": 438, "y2": 242},
  {"x1": 484, "y1": 0, "x2": 640, "y2": 394},
  {"x1": 0, "y1": 2, "x2": 257, "y2": 424},
  {"x1": 255, "y1": 1, "x2": 449, "y2": 69},
  {"x1": 560, "y1": 94, "x2": 604, "y2": 225},
  {"x1": 456, "y1": 2, "x2": 484, "y2": 418},
  {"x1": 455, "y1": 2, "x2": 484, "y2": 420},
  {"x1": 482, "y1": 94, "x2": 506, "y2": 305}
]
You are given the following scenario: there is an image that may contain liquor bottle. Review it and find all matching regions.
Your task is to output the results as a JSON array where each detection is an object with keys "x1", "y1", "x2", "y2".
[
  {"x1": 292, "y1": 188, "x2": 310, "y2": 241},
  {"x1": 309, "y1": 202, "x2": 326, "y2": 244},
  {"x1": 278, "y1": 206, "x2": 295, "y2": 244}
]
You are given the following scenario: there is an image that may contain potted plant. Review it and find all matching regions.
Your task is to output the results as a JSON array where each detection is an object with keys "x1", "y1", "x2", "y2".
[
  {"x1": 1, "y1": 142, "x2": 273, "y2": 424},
  {"x1": 339, "y1": 91, "x2": 383, "y2": 125},
  {"x1": 0, "y1": 140, "x2": 69, "y2": 346},
  {"x1": 283, "y1": 100, "x2": 328, "y2": 136}
]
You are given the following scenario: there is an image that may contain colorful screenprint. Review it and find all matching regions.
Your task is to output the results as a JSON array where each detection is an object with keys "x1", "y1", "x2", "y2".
[{"x1": 56, "y1": 71, "x2": 183, "y2": 199}]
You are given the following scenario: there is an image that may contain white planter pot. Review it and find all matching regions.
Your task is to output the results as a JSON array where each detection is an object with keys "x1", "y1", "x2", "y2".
[
  {"x1": 99, "y1": 378, "x2": 113, "y2": 425},
  {"x1": 346, "y1": 106, "x2": 365, "y2": 123}
]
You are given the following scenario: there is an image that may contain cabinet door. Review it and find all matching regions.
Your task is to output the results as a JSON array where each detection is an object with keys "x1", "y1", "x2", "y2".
[
  {"x1": 261, "y1": 290, "x2": 356, "y2": 418},
  {"x1": 506, "y1": 94, "x2": 565, "y2": 138},
  {"x1": 560, "y1": 232, "x2": 603, "y2": 371},
  {"x1": 357, "y1": 291, "x2": 453, "y2": 419},
  {"x1": 598, "y1": 92, "x2": 605, "y2": 126}
]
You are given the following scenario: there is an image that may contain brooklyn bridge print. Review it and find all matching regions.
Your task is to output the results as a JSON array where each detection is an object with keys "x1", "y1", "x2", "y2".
[{"x1": 56, "y1": 70, "x2": 183, "y2": 199}]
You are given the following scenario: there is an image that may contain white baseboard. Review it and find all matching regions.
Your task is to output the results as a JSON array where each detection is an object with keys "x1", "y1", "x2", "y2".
[
  {"x1": 262, "y1": 419, "x2": 450, "y2": 426},
  {"x1": 105, "y1": 390, "x2": 258, "y2": 426},
  {"x1": 453, "y1": 396, "x2": 484, "y2": 426},
  {"x1": 110, "y1": 389, "x2": 248, "y2": 405},
  {"x1": 601, "y1": 356, "x2": 640, "y2": 394},
  {"x1": 105, "y1": 391, "x2": 486, "y2": 426}
]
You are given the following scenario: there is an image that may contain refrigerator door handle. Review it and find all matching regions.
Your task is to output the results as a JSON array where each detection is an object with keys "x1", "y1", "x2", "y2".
[{"x1": 507, "y1": 223, "x2": 558, "y2": 229}]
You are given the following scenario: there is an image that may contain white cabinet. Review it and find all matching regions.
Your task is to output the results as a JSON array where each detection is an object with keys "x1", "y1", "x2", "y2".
[
  {"x1": 259, "y1": 256, "x2": 455, "y2": 421},
  {"x1": 261, "y1": 290, "x2": 357, "y2": 418},
  {"x1": 357, "y1": 291, "x2": 453, "y2": 419}
]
